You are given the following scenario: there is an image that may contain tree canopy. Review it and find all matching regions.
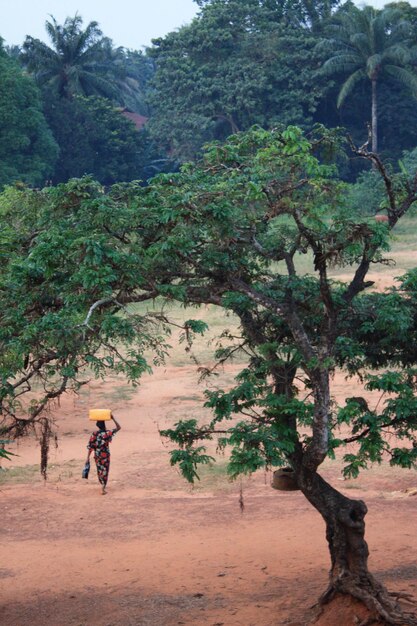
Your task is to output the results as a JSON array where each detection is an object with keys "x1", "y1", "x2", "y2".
[
  {"x1": 145, "y1": 0, "x2": 417, "y2": 172},
  {"x1": 10, "y1": 16, "x2": 158, "y2": 188},
  {"x1": 0, "y1": 48, "x2": 57, "y2": 189},
  {"x1": 21, "y1": 15, "x2": 117, "y2": 100},
  {"x1": 147, "y1": 0, "x2": 331, "y2": 160},
  {"x1": 43, "y1": 95, "x2": 159, "y2": 185},
  {"x1": 0, "y1": 178, "x2": 169, "y2": 466}
]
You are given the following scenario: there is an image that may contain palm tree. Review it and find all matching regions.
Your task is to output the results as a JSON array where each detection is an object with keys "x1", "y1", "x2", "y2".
[
  {"x1": 21, "y1": 15, "x2": 116, "y2": 99},
  {"x1": 103, "y1": 48, "x2": 155, "y2": 115},
  {"x1": 318, "y1": 5, "x2": 417, "y2": 152}
]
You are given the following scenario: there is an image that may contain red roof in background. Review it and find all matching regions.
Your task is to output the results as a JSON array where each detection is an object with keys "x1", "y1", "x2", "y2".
[{"x1": 121, "y1": 109, "x2": 148, "y2": 130}]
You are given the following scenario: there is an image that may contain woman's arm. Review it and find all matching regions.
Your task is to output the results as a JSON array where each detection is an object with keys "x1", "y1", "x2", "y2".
[
  {"x1": 111, "y1": 413, "x2": 121, "y2": 432},
  {"x1": 86, "y1": 432, "x2": 96, "y2": 462}
]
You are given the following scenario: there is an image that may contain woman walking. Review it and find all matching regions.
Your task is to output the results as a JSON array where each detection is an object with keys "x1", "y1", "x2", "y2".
[{"x1": 86, "y1": 414, "x2": 121, "y2": 494}]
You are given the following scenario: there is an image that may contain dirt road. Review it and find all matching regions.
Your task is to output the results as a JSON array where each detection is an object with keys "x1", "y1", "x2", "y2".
[{"x1": 1, "y1": 366, "x2": 416, "y2": 626}]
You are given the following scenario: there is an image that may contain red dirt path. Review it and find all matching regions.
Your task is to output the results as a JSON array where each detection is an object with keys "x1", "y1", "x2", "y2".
[{"x1": 1, "y1": 366, "x2": 417, "y2": 626}]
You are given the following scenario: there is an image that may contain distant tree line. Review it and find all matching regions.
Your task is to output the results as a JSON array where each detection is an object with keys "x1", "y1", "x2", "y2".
[
  {"x1": 0, "y1": 16, "x2": 160, "y2": 189},
  {"x1": 2, "y1": 1, "x2": 417, "y2": 190},
  {"x1": 147, "y1": 0, "x2": 417, "y2": 172}
]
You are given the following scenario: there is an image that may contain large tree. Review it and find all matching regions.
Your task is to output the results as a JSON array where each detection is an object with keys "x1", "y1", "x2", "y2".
[
  {"x1": 43, "y1": 95, "x2": 159, "y2": 184},
  {"x1": 317, "y1": 4, "x2": 417, "y2": 153},
  {"x1": 105, "y1": 48, "x2": 155, "y2": 114},
  {"x1": 1, "y1": 127, "x2": 417, "y2": 623},
  {"x1": 21, "y1": 15, "x2": 118, "y2": 100},
  {"x1": 0, "y1": 177, "x2": 170, "y2": 465},
  {"x1": 148, "y1": 0, "x2": 330, "y2": 160},
  {"x1": 0, "y1": 45, "x2": 57, "y2": 188}
]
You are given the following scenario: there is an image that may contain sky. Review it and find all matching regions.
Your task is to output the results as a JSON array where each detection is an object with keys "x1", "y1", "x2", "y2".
[
  {"x1": 0, "y1": 0, "x2": 200, "y2": 49},
  {"x1": 1, "y1": 0, "x2": 416, "y2": 50}
]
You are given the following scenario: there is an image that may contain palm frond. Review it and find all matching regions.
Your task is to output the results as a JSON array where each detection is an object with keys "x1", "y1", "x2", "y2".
[
  {"x1": 370, "y1": 12, "x2": 388, "y2": 54},
  {"x1": 79, "y1": 71, "x2": 119, "y2": 99},
  {"x1": 321, "y1": 53, "x2": 362, "y2": 76},
  {"x1": 350, "y1": 32, "x2": 371, "y2": 59},
  {"x1": 383, "y1": 43, "x2": 410, "y2": 65},
  {"x1": 315, "y1": 37, "x2": 352, "y2": 55},
  {"x1": 337, "y1": 68, "x2": 366, "y2": 107},
  {"x1": 21, "y1": 14, "x2": 130, "y2": 101},
  {"x1": 384, "y1": 64, "x2": 417, "y2": 97}
]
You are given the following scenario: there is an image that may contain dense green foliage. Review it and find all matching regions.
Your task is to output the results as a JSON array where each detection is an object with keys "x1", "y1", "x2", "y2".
[
  {"x1": 2, "y1": 2, "x2": 417, "y2": 188},
  {"x1": 106, "y1": 48, "x2": 154, "y2": 115},
  {"x1": 43, "y1": 95, "x2": 158, "y2": 184},
  {"x1": 10, "y1": 16, "x2": 158, "y2": 187},
  {"x1": 0, "y1": 179, "x2": 169, "y2": 446},
  {"x1": 0, "y1": 48, "x2": 57, "y2": 188},
  {"x1": 147, "y1": 0, "x2": 333, "y2": 159},
  {"x1": 146, "y1": 0, "x2": 417, "y2": 169}
]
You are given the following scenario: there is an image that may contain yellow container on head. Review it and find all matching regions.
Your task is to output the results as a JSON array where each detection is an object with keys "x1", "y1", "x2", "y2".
[{"x1": 89, "y1": 409, "x2": 112, "y2": 421}]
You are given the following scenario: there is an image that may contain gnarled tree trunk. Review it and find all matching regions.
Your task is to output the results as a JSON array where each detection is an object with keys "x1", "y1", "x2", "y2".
[{"x1": 295, "y1": 467, "x2": 416, "y2": 625}]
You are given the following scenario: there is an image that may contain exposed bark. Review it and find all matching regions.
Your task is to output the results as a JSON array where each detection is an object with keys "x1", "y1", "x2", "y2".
[
  {"x1": 303, "y1": 367, "x2": 331, "y2": 471},
  {"x1": 371, "y1": 79, "x2": 378, "y2": 154}
]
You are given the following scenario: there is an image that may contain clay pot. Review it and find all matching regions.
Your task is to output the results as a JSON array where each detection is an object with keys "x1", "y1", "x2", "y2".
[{"x1": 271, "y1": 467, "x2": 299, "y2": 491}]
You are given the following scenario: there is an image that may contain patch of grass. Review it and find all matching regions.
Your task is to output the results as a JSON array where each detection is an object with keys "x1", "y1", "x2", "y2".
[
  {"x1": 191, "y1": 459, "x2": 236, "y2": 493},
  {"x1": 273, "y1": 214, "x2": 417, "y2": 280},
  {"x1": 0, "y1": 459, "x2": 80, "y2": 485},
  {"x1": 162, "y1": 402, "x2": 213, "y2": 429},
  {"x1": 0, "y1": 464, "x2": 40, "y2": 485},
  {"x1": 172, "y1": 394, "x2": 203, "y2": 402},
  {"x1": 126, "y1": 299, "x2": 243, "y2": 368},
  {"x1": 102, "y1": 384, "x2": 136, "y2": 403}
]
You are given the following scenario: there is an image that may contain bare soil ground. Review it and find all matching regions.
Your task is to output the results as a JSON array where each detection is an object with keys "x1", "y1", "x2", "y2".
[{"x1": 1, "y1": 362, "x2": 417, "y2": 626}]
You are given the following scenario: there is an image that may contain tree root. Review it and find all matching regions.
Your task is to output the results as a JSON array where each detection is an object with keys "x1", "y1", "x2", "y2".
[
  {"x1": 389, "y1": 592, "x2": 417, "y2": 605},
  {"x1": 319, "y1": 575, "x2": 417, "y2": 625},
  {"x1": 357, "y1": 618, "x2": 382, "y2": 626}
]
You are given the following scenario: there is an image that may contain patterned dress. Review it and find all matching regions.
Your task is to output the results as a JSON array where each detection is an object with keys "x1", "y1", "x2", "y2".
[{"x1": 87, "y1": 429, "x2": 117, "y2": 487}]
